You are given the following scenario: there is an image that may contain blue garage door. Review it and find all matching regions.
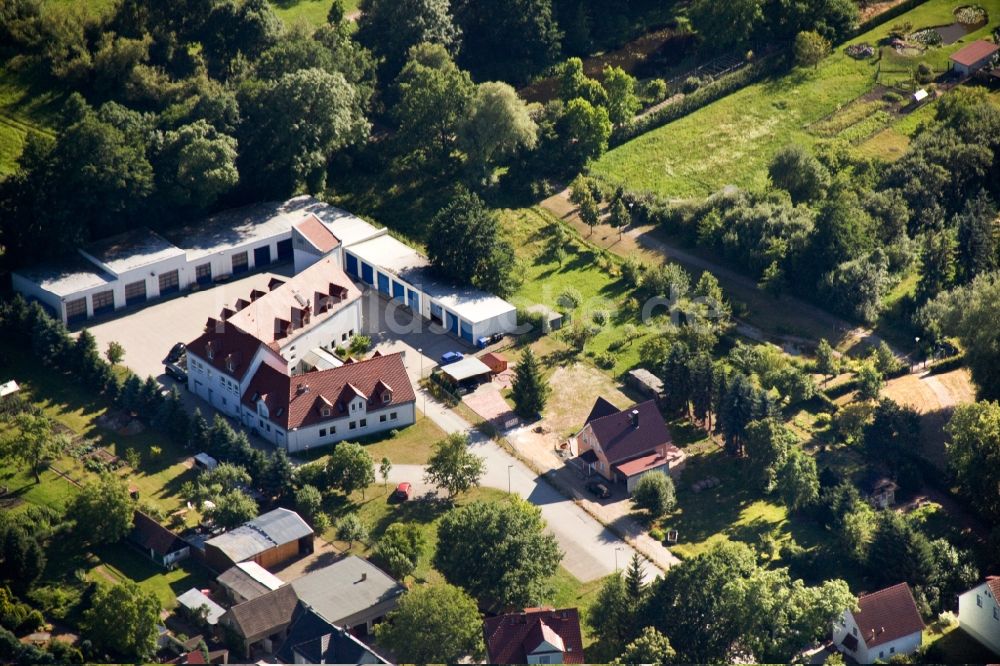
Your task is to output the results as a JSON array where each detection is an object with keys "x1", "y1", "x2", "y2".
[
  {"x1": 361, "y1": 262, "x2": 374, "y2": 285},
  {"x1": 460, "y1": 320, "x2": 473, "y2": 342},
  {"x1": 346, "y1": 253, "x2": 359, "y2": 277},
  {"x1": 377, "y1": 273, "x2": 390, "y2": 295},
  {"x1": 447, "y1": 311, "x2": 459, "y2": 335},
  {"x1": 407, "y1": 289, "x2": 419, "y2": 312},
  {"x1": 430, "y1": 302, "x2": 443, "y2": 321},
  {"x1": 392, "y1": 280, "x2": 405, "y2": 301}
]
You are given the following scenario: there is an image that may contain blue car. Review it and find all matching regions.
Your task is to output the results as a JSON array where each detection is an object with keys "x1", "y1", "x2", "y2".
[{"x1": 440, "y1": 351, "x2": 464, "y2": 365}]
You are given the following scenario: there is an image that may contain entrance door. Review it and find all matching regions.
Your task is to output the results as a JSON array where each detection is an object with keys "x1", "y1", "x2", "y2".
[
  {"x1": 253, "y1": 245, "x2": 271, "y2": 267},
  {"x1": 277, "y1": 238, "x2": 292, "y2": 261}
]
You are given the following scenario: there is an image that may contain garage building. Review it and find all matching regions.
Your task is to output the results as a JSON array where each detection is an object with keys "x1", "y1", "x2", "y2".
[{"x1": 343, "y1": 233, "x2": 518, "y2": 343}]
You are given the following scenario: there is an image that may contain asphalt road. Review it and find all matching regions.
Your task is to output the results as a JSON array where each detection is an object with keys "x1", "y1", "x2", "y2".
[{"x1": 412, "y1": 385, "x2": 661, "y2": 584}]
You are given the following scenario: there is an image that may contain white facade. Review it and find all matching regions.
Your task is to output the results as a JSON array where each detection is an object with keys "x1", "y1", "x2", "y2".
[
  {"x1": 833, "y1": 610, "x2": 922, "y2": 664},
  {"x1": 959, "y1": 582, "x2": 1000, "y2": 656},
  {"x1": 245, "y1": 401, "x2": 416, "y2": 455},
  {"x1": 187, "y1": 344, "x2": 286, "y2": 418},
  {"x1": 277, "y1": 304, "x2": 362, "y2": 369}
]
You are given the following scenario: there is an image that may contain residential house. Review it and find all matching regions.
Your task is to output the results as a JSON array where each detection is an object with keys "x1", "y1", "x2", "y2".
[
  {"x1": 289, "y1": 555, "x2": 405, "y2": 637},
  {"x1": 949, "y1": 40, "x2": 1000, "y2": 76},
  {"x1": 958, "y1": 577, "x2": 1000, "y2": 656},
  {"x1": 218, "y1": 584, "x2": 300, "y2": 658},
  {"x1": 483, "y1": 607, "x2": 585, "y2": 664},
  {"x1": 203, "y1": 508, "x2": 314, "y2": 573},
  {"x1": 572, "y1": 398, "x2": 687, "y2": 493},
  {"x1": 275, "y1": 604, "x2": 388, "y2": 665},
  {"x1": 127, "y1": 511, "x2": 190, "y2": 569},
  {"x1": 217, "y1": 561, "x2": 287, "y2": 605},
  {"x1": 868, "y1": 477, "x2": 899, "y2": 510},
  {"x1": 833, "y1": 582, "x2": 925, "y2": 663}
]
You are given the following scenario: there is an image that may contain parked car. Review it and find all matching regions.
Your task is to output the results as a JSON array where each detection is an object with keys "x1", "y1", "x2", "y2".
[
  {"x1": 394, "y1": 482, "x2": 412, "y2": 501},
  {"x1": 165, "y1": 363, "x2": 187, "y2": 383},
  {"x1": 586, "y1": 480, "x2": 611, "y2": 499},
  {"x1": 440, "y1": 351, "x2": 464, "y2": 365},
  {"x1": 166, "y1": 342, "x2": 186, "y2": 363}
]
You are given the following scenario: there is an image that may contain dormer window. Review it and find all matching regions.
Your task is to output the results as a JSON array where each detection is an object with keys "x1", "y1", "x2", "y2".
[
  {"x1": 321, "y1": 406, "x2": 331, "y2": 417},
  {"x1": 382, "y1": 391, "x2": 391, "y2": 404}
]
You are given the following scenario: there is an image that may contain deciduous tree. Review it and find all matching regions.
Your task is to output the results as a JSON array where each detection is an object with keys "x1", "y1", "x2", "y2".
[
  {"x1": 68, "y1": 473, "x2": 135, "y2": 544},
  {"x1": 326, "y1": 442, "x2": 375, "y2": 497},
  {"x1": 424, "y1": 433, "x2": 485, "y2": 499},
  {"x1": 83, "y1": 580, "x2": 160, "y2": 661},
  {"x1": 612, "y1": 627, "x2": 676, "y2": 666},
  {"x1": 631, "y1": 472, "x2": 676, "y2": 518},
  {"x1": 205, "y1": 489, "x2": 257, "y2": 530},
  {"x1": 356, "y1": 0, "x2": 459, "y2": 81},
  {"x1": 435, "y1": 498, "x2": 562, "y2": 607},
  {"x1": 374, "y1": 522, "x2": 425, "y2": 578},
  {"x1": 745, "y1": 418, "x2": 796, "y2": 492},
  {"x1": 945, "y1": 400, "x2": 1000, "y2": 521},
  {"x1": 375, "y1": 583, "x2": 485, "y2": 663},
  {"x1": 794, "y1": 30, "x2": 831, "y2": 69}
]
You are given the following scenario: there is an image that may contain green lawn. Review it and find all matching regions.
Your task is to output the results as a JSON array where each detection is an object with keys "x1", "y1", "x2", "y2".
[
  {"x1": 293, "y1": 413, "x2": 448, "y2": 466},
  {"x1": 502, "y1": 207, "x2": 657, "y2": 375},
  {"x1": 270, "y1": 0, "x2": 360, "y2": 28},
  {"x1": 592, "y1": 0, "x2": 1000, "y2": 198},
  {"x1": 924, "y1": 623, "x2": 1000, "y2": 662},
  {"x1": 88, "y1": 544, "x2": 212, "y2": 610}
]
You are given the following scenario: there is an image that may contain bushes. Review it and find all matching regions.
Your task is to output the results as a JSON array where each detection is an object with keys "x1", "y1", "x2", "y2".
[{"x1": 915, "y1": 62, "x2": 934, "y2": 84}]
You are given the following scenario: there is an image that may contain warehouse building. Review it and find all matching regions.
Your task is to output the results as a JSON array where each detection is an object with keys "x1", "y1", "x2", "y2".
[
  {"x1": 343, "y1": 233, "x2": 518, "y2": 343},
  {"x1": 203, "y1": 508, "x2": 314, "y2": 573}
]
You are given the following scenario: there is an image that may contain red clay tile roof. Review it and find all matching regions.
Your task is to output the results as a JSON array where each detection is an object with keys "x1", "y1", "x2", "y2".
[
  {"x1": 483, "y1": 608, "x2": 584, "y2": 664},
  {"x1": 129, "y1": 511, "x2": 187, "y2": 556},
  {"x1": 853, "y1": 583, "x2": 925, "y2": 649},
  {"x1": 986, "y1": 576, "x2": 1000, "y2": 598},
  {"x1": 950, "y1": 40, "x2": 1000, "y2": 66},
  {"x1": 294, "y1": 214, "x2": 341, "y2": 254},
  {"x1": 614, "y1": 447, "x2": 686, "y2": 477},
  {"x1": 187, "y1": 320, "x2": 275, "y2": 380},
  {"x1": 242, "y1": 352, "x2": 415, "y2": 430},
  {"x1": 587, "y1": 400, "x2": 673, "y2": 465}
]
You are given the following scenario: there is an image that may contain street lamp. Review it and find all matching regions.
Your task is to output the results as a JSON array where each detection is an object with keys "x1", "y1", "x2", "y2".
[
  {"x1": 914, "y1": 337, "x2": 920, "y2": 371},
  {"x1": 507, "y1": 464, "x2": 513, "y2": 494},
  {"x1": 615, "y1": 546, "x2": 624, "y2": 571}
]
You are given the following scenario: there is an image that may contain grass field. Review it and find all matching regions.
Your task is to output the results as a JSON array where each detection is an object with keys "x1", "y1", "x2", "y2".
[
  {"x1": 592, "y1": 0, "x2": 1000, "y2": 198},
  {"x1": 270, "y1": 0, "x2": 360, "y2": 27}
]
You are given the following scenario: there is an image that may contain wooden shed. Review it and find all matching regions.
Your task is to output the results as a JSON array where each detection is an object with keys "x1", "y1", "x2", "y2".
[{"x1": 481, "y1": 352, "x2": 508, "y2": 374}]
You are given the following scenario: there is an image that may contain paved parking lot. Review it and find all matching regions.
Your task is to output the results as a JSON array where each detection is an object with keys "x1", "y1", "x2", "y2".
[{"x1": 87, "y1": 266, "x2": 295, "y2": 382}]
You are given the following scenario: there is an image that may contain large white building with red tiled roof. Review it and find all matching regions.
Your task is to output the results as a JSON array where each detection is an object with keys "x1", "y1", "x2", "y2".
[{"x1": 833, "y1": 582, "x2": 924, "y2": 664}]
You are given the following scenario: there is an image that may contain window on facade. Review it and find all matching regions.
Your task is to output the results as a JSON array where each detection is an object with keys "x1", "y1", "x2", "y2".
[
  {"x1": 994, "y1": 607, "x2": 998, "y2": 620},
  {"x1": 879, "y1": 652, "x2": 884, "y2": 660},
  {"x1": 341, "y1": 333, "x2": 348, "y2": 342},
  {"x1": 231, "y1": 252, "x2": 249, "y2": 273},
  {"x1": 320, "y1": 429, "x2": 327, "y2": 437},
  {"x1": 890, "y1": 647, "x2": 895, "y2": 654},
  {"x1": 390, "y1": 412, "x2": 397, "y2": 420},
  {"x1": 321, "y1": 407, "x2": 331, "y2": 417},
  {"x1": 852, "y1": 628, "x2": 857, "y2": 637},
  {"x1": 360, "y1": 419, "x2": 367, "y2": 427},
  {"x1": 383, "y1": 392, "x2": 391, "y2": 404},
  {"x1": 979, "y1": 595, "x2": 983, "y2": 607},
  {"x1": 330, "y1": 426, "x2": 336, "y2": 434},
  {"x1": 349, "y1": 421, "x2": 356, "y2": 430},
  {"x1": 196, "y1": 263, "x2": 212, "y2": 282},
  {"x1": 380, "y1": 415, "x2": 387, "y2": 423}
]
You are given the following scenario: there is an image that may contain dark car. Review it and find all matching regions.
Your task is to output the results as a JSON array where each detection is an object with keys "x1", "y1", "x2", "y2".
[
  {"x1": 165, "y1": 363, "x2": 187, "y2": 383},
  {"x1": 166, "y1": 342, "x2": 186, "y2": 363},
  {"x1": 394, "y1": 482, "x2": 412, "y2": 501},
  {"x1": 440, "y1": 351, "x2": 464, "y2": 365},
  {"x1": 586, "y1": 481, "x2": 611, "y2": 499}
]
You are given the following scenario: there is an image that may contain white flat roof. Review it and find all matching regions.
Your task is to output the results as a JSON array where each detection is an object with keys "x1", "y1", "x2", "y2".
[
  {"x1": 81, "y1": 228, "x2": 185, "y2": 275},
  {"x1": 169, "y1": 199, "x2": 308, "y2": 262},
  {"x1": 0, "y1": 381, "x2": 19, "y2": 397},
  {"x1": 235, "y1": 561, "x2": 285, "y2": 591},
  {"x1": 303, "y1": 201, "x2": 384, "y2": 247},
  {"x1": 440, "y1": 356, "x2": 493, "y2": 382},
  {"x1": 347, "y1": 235, "x2": 517, "y2": 324},
  {"x1": 176, "y1": 588, "x2": 226, "y2": 625},
  {"x1": 14, "y1": 256, "x2": 115, "y2": 298},
  {"x1": 303, "y1": 347, "x2": 343, "y2": 370}
]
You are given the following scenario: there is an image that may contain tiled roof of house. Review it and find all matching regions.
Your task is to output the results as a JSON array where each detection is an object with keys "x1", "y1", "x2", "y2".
[
  {"x1": 187, "y1": 320, "x2": 274, "y2": 381},
  {"x1": 614, "y1": 448, "x2": 686, "y2": 477},
  {"x1": 242, "y1": 352, "x2": 415, "y2": 430},
  {"x1": 986, "y1": 576, "x2": 1000, "y2": 598},
  {"x1": 587, "y1": 400, "x2": 674, "y2": 466},
  {"x1": 483, "y1": 608, "x2": 584, "y2": 664},
  {"x1": 584, "y1": 397, "x2": 620, "y2": 425},
  {"x1": 950, "y1": 40, "x2": 1000, "y2": 66},
  {"x1": 128, "y1": 511, "x2": 187, "y2": 556},
  {"x1": 223, "y1": 584, "x2": 299, "y2": 640},
  {"x1": 224, "y1": 257, "x2": 360, "y2": 347},
  {"x1": 294, "y1": 214, "x2": 341, "y2": 254},
  {"x1": 853, "y1": 583, "x2": 925, "y2": 649}
]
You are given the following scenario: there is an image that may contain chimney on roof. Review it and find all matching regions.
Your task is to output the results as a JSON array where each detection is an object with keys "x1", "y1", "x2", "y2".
[
  {"x1": 360, "y1": 572, "x2": 367, "y2": 582},
  {"x1": 297, "y1": 383, "x2": 309, "y2": 395},
  {"x1": 631, "y1": 409, "x2": 639, "y2": 429}
]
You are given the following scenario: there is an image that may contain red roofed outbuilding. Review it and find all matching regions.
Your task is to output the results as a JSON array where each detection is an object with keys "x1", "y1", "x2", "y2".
[
  {"x1": 949, "y1": 40, "x2": 1000, "y2": 75},
  {"x1": 483, "y1": 607, "x2": 584, "y2": 664},
  {"x1": 833, "y1": 583, "x2": 925, "y2": 663}
]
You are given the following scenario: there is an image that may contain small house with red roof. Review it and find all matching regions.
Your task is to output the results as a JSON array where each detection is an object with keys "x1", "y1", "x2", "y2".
[
  {"x1": 572, "y1": 398, "x2": 686, "y2": 493},
  {"x1": 833, "y1": 582, "x2": 924, "y2": 663},
  {"x1": 949, "y1": 40, "x2": 1000, "y2": 76},
  {"x1": 128, "y1": 511, "x2": 190, "y2": 569},
  {"x1": 483, "y1": 607, "x2": 584, "y2": 664},
  {"x1": 958, "y1": 577, "x2": 1000, "y2": 656}
]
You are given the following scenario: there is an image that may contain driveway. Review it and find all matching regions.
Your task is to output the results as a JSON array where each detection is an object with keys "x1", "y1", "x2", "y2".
[{"x1": 86, "y1": 266, "x2": 295, "y2": 382}]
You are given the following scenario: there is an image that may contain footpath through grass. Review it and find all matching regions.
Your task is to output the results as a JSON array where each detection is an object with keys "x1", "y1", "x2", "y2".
[{"x1": 592, "y1": 0, "x2": 1000, "y2": 198}]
